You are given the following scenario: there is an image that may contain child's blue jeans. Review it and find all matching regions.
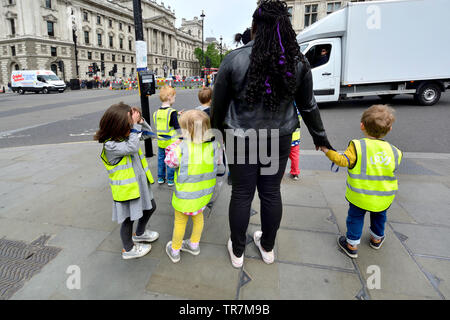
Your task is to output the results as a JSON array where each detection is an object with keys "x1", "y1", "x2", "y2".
[
  {"x1": 346, "y1": 202, "x2": 387, "y2": 246},
  {"x1": 158, "y1": 147, "x2": 175, "y2": 181}
]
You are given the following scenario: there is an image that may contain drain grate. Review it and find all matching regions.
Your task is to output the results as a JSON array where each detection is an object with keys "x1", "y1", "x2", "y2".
[{"x1": 0, "y1": 235, "x2": 61, "y2": 300}]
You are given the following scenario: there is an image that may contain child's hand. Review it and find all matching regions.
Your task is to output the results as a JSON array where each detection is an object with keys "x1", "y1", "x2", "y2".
[
  {"x1": 178, "y1": 109, "x2": 185, "y2": 116},
  {"x1": 131, "y1": 109, "x2": 142, "y2": 124},
  {"x1": 319, "y1": 146, "x2": 329, "y2": 153}
]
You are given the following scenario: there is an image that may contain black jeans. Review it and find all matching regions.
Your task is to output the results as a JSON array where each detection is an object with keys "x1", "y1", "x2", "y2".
[
  {"x1": 121, "y1": 199, "x2": 157, "y2": 252},
  {"x1": 227, "y1": 134, "x2": 292, "y2": 257}
]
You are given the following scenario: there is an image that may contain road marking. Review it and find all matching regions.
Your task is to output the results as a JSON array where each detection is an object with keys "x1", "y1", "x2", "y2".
[{"x1": 0, "y1": 122, "x2": 54, "y2": 138}]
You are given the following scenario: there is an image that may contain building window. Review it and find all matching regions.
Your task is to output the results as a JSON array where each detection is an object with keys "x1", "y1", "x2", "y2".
[
  {"x1": 51, "y1": 46, "x2": 57, "y2": 57},
  {"x1": 97, "y1": 15, "x2": 101, "y2": 25},
  {"x1": 131, "y1": 56, "x2": 134, "y2": 63},
  {"x1": 83, "y1": 11, "x2": 89, "y2": 22},
  {"x1": 109, "y1": 36, "x2": 113, "y2": 48},
  {"x1": 112, "y1": 54, "x2": 115, "y2": 62},
  {"x1": 47, "y1": 21, "x2": 54, "y2": 37},
  {"x1": 122, "y1": 67, "x2": 126, "y2": 77},
  {"x1": 11, "y1": 46, "x2": 16, "y2": 56},
  {"x1": 101, "y1": 53, "x2": 105, "y2": 61},
  {"x1": 288, "y1": 7, "x2": 293, "y2": 22},
  {"x1": 128, "y1": 40, "x2": 132, "y2": 51},
  {"x1": 304, "y1": 4, "x2": 318, "y2": 27},
  {"x1": 327, "y1": 2, "x2": 341, "y2": 14},
  {"x1": 97, "y1": 33, "x2": 102, "y2": 46},
  {"x1": 9, "y1": 19, "x2": 15, "y2": 36},
  {"x1": 122, "y1": 55, "x2": 125, "y2": 63},
  {"x1": 119, "y1": 22, "x2": 122, "y2": 31},
  {"x1": 109, "y1": 19, "x2": 112, "y2": 28},
  {"x1": 84, "y1": 31, "x2": 89, "y2": 44},
  {"x1": 119, "y1": 38, "x2": 123, "y2": 50},
  {"x1": 45, "y1": 0, "x2": 52, "y2": 9},
  {"x1": 88, "y1": 51, "x2": 92, "y2": 60}
]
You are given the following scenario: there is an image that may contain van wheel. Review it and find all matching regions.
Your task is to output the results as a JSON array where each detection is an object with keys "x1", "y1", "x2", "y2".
[
  {"x1": 414, "y1": 83, "x2": 441, "y2": 106},
  {"x1": 18, "y1": 88, "x2": 24, "y2": 95},
  {"x1": 42, "y1": 87, "x2": 49, "y2": 94}
]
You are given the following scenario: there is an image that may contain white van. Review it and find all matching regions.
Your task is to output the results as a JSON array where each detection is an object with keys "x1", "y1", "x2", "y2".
[{"x1": 11, "y1": 70, "x2": 66, "y2": 94}]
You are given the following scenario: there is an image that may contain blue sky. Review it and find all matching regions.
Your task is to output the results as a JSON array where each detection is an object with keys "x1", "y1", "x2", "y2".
[{"x1": 160, "y1": 0, "x2": 257, "y2": 49}]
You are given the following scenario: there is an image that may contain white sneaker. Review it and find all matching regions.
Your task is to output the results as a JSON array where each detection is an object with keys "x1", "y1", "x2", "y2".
[
  {"x1": 132, "y1": 230, "x2": 159, "y2": 243},
  {"x1": 166, "y1": 241, "x2": 180, "y2": 263},
  {"x1": 227, "y1": 238, "x2": 243, "y2": 268},
  {"x1": 253, "y1": 231, "x2": 275, "y2": 264},
  {"x1": 122, "y1": 243, "x2": 151, "y2": 260}
]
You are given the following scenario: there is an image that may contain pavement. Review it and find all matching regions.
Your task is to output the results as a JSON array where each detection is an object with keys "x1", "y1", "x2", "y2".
[{"x1": 1, "y1": 139, "x2": 449, "y2": 300}]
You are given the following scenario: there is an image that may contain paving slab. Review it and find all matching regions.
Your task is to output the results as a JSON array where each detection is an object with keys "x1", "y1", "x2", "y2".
[
  {"x1": 238, "y1": 259, "x2": 281, "y2": 300},
  {"x1": 278, "y1": 263, "x2": 362, "y2": 300},
  {"x1": 0, "y1": 217, "x2": 63, "y2": 243},
  {"x1": 0, "y1": 181, "x2": 54, "y2": 216},
  {"x1": 280, "y1": 178, "x2": 328, "y2": 208},
  {"x1": 396, "y1": 201, "x2": 450, "y2": 227},
  {"x1": 146, "y1": 243, "x2": 240, "y2": 300},
  {"x1": 276, "y1": 229, "x2": 355, "y2": 270},
  {"x1": 11, "y1": 227, "x2": 109, "y2": 299},
  {"x1": 390, "y1": 223, "x2": 450, "y2": 258},
  {"x1": 48, "y1": 250, "x2": 159, "y2": 300},
  {"x1": 250, "y1": 205, "x2": 339, "y2": 234},
  {"x1": 396, "y1": 181, "x2": 450, "y2": 205},
  {"x1": 415, "y1": 257, "x2": 450, "y2": 299},
  {"x1": 3, "y1": 184, "x2": 117, "y2": 232},
  {"x1": 352, "y1": 226, "x2": 441, "y2": 300}
]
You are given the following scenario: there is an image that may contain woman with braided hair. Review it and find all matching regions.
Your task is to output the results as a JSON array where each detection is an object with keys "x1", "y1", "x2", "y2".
[{"x1": 211, "y1": 0, "x2": 333, "y2": 268}]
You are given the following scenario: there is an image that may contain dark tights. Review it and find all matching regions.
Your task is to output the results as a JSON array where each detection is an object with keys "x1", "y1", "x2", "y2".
[{"x1": 120, "y1": 199, "x2": 156, "y2": 252}]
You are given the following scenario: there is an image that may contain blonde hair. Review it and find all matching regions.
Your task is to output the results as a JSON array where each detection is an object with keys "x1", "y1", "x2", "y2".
[
  {"x1": 361, "y1": 104, "x2": 396, "y2": 138},
  {"x1": 198, "y1": 87, "x2": 212, "y2": 105},
  {"x1": 179, "y1": 109, "x2": 212, "y2": 144},
  {"x1": 159, "y1": 86, "x2": 176, "y2": 102}
]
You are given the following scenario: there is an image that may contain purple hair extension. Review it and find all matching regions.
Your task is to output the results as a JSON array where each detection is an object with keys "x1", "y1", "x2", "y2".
[{"x1": 265, "y1": 76, "x2": 272, "y2": 94}]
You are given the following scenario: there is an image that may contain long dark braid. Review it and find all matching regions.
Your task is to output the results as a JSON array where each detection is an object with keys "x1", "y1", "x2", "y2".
[{"x1": 246, "y1": 0, "x2": 304, "y2": 112}]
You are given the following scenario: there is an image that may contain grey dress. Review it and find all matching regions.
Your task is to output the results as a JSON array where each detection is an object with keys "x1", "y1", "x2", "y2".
[{"x1": 103, "y1": 121, "x2": 154, "y2": 224}]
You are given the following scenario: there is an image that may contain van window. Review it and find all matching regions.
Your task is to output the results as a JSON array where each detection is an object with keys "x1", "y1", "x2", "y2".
[
  {"x1": 300, "y1": 44, "x2": 309, "y2": 54},
  {"x1": 305, "y1": 44, "x2": 332, "y2": 68}
]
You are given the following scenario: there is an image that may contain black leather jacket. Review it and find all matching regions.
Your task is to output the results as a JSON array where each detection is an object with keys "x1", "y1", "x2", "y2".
[{"x1": 211, "y1": 41, "x2": 333, "y2": 150}]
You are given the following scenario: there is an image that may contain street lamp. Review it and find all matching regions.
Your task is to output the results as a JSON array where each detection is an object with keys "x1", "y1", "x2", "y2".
[
  {"x1": 164, "y1": 48, "x2": 168, "y2": 78},
  {"x1": 200, "y1": 10, "x2": 205, "y2": 77},
  {"x1": 72, "y1": 24, "x2": 79, "y2": 78},
  {"x1": 220, "y1": 35, "x2": 223, "y2": 64}
]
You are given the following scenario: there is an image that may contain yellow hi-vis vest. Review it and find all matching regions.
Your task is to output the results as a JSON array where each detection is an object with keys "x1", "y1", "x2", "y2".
[
  {"x1": 172, "y1": 140, "x2": 219, "y2": 213},
  {"x1": 292, "y1": 115, "x2": 302, "y2": 142},
  {"x1": 346, "y1": 139, "x2": 402, "y2": 212},
  {"x1": 101, "y1": 147, "x2": 154, "y2": 202},
  {"x1": 153, "y1": 108, "x2": 178, "y2": 149}
]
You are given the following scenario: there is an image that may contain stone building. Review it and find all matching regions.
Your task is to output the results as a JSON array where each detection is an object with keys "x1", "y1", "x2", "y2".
[
  {"x1": 284, "y1": 0, "x2": 375, "y2": 34},
  {"x1": 0, "y1": 0, "x2": 202, "y2": 88}
]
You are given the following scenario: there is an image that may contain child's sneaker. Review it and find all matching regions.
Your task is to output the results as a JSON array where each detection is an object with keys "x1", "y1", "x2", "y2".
[
  {"x1": 167, "y1": 180, "x2": 174, "y2": 187},
  {"x1": 122, "y1": 243, "x2": 151, "y2": 260},
  {"x1": 132, "y1": 230, "x2": 159, "y2": 243},
  {"x1": 166, "y1": 241, "x2": 180, "y2": 263},
  {"x1": 337, "y1": 236, "x2": 358, "y2": 259},
  {"x1": 370, "y1": 236, "x2": 386, "y2": 250},
  {"x1": 227, "y1": 238, "x2": 243, "y2": 268},
  {"x1": 290, "y1": 174, "x2": 299, "y2": 181},
  {"x1": 158, "y1": 178, "x2": 165, "y2": 184},
  {"x1": 181, "y1": 240, "x2": 200, "y2": 256},
  {"x1": 253, "y1": 231, "x2": 275, "y2": 264}
]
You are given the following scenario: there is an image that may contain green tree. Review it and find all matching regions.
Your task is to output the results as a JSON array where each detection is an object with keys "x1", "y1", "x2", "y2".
[{"x1": 194, "y1": 43, "x2": 226, "y2": 69}]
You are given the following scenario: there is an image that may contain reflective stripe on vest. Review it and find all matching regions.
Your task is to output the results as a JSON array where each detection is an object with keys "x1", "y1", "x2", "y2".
[
  {"x1": 153, "y1": 108, "x2": 178, "y2": 149},
  {"x1": 172, "y1": 141, "x2": 218, "y2": 213},
  {"x1": 345, "y1": 139, "x2": 402, "y2": 212},
  {"x1": 101, "y1": 147, "x2": 154, "y2": 201}
]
